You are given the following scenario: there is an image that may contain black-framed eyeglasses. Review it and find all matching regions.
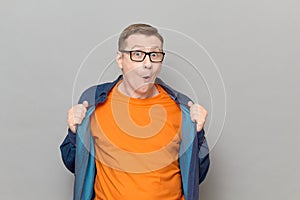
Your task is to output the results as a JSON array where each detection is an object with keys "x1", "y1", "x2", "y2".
[{"x1": 119, "y1": 50, "x2": 165, "y2": 63}]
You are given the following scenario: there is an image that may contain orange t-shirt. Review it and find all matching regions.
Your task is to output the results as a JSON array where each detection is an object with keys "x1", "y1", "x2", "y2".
[{"x1": 91, "y1": 81, "x2": 184, "y2": 200}]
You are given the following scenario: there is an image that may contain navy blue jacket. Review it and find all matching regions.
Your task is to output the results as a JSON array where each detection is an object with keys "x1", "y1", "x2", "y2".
[{"x1": 60, "y1": 75, "x2": 210, "y2": 200}]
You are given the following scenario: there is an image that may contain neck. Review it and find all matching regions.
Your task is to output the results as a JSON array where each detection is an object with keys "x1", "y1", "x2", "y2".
[{"x1": 118, "y1": 80, "x2": 159, "y2": 99}]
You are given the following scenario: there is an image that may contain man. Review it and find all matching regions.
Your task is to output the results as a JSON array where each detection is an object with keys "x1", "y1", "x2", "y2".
[{"x1": 60, "y1": 23, "x2": 210, "y2": 200}]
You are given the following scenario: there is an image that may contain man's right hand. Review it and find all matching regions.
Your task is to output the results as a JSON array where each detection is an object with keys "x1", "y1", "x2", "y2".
[{"x1": 67, "y1": 100, "x2": 89, "y2": 133}]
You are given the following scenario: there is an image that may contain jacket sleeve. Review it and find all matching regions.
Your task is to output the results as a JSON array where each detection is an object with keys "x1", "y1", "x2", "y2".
[
  {"x1": 60, "y1": 128, "x2": 77, "y2": 173},
  {"x1": 59, "y1": 85, "x2": 98, "y2": 173},
  {"x1": 198, "y1": 129, "x2": 210, "y2": 184}
]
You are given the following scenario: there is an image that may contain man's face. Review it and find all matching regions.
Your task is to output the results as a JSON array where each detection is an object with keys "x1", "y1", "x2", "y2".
[{"x1": 116, "y1": 34, "x2": 163, "y2": 97}]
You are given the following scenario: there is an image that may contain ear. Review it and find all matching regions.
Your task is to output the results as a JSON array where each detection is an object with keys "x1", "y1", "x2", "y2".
[{"x1": 116, "y1": 51, "x2": 123, "y2": 69}]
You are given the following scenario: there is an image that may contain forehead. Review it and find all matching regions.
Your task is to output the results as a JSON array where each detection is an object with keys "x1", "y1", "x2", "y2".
[{"x1": 125, "y1": 34, "x2": 162, "y2": 50}]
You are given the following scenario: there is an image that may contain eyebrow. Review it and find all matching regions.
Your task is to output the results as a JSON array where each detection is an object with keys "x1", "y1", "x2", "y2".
[{"x1": 130, "y1": 45, "x2": 162, "y2": 50}]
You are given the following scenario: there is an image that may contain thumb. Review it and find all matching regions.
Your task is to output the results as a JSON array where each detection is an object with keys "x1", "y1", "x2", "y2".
[
  {"x1": 82, "y1": 100, "x2": 89, "y2": 108},
  {"x1": 187, "y1": 101, "x2": 194, "y2": 107}
]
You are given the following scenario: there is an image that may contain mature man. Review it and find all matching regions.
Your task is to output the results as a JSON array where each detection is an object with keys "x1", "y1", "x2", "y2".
[{"x1": 60, "y1": 23, "x2": 210, "y2": 200}]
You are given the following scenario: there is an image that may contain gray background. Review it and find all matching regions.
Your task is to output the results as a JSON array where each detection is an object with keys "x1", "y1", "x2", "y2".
[{"x1": 1, "y1": 0, "x2": 299, "y2": 199}]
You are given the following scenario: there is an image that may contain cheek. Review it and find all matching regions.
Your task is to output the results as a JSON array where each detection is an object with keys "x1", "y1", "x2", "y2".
[
  {"x1": 121, "y1": 61, "x2": 134, "y2": 72},
  {"x1": 153, "y1": 65, "x2": 162, "y2": 74},
  {"x1": 122, "y1": 63, "x2": 140, "y2": 75}
]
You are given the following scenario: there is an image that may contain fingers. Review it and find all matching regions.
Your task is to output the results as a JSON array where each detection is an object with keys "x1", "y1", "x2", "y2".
[
  {"x1": 196, "y1": 118, "x2": 205, "y2": 132},
  {"x1": 83, "y1": 100, "x2": 89, "y2": 108},
  {"x1": 188, "y1": 101, "x2": 208, "y2": 132},
  {"x1": 67, "y1": 101, "x2": 89, "y2": 133},
  {"x1": 188, "y1": 101, "x2": 196, "y2": 123},
  {"x1": 188, "y1": 101, "x2": 193, "y2": 107}
]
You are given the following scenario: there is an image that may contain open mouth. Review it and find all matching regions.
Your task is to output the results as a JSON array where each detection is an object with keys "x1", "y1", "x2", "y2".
[{"x1": 142, "y1": 75, "x2": 151, "y2": 81}]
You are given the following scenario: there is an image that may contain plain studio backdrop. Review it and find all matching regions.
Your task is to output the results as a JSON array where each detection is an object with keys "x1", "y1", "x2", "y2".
[{"x1": 1, "y1": 0, "x2": 299, "y2": 199}]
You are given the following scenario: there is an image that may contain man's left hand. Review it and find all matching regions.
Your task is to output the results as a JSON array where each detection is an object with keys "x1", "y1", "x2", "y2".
[{"x1": 188, "y1": 101, "x2": 208, "y2": 132}]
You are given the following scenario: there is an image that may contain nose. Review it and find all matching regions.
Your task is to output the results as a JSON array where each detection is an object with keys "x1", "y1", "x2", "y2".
[{"x1": 143, "y1": 54, "x2": 152, "y2": 69}]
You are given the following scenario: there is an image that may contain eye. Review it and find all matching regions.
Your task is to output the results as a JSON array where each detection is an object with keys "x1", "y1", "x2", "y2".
[
  {"x1": 150, "y1": 52, "x2": 158, "y2": 57},
  {"x1": 133, "y1": 51, "x2": 143, "y2": 57}
]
